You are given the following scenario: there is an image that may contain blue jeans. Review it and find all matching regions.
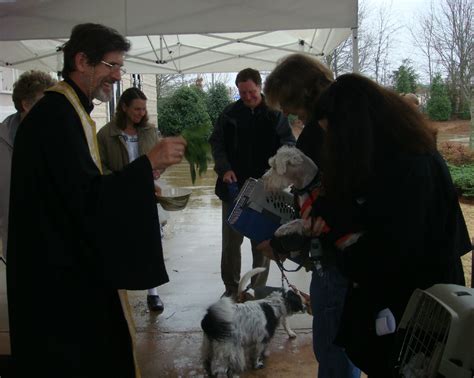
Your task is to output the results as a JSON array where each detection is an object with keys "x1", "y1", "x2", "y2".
[{"x1": 310, "y1": 265, "x2": 360, "y2": 378}]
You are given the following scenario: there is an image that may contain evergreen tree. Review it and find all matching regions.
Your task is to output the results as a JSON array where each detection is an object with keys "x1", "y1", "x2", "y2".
[
  {"x1": 392, "y1": 59, "x2": 418, "y2": 94},
  {"x1": 427, "y1": 73, "x2": 452, "y2": 121},
  {"x1": 190, "y1": 83, "x2": 208, "y2": 112},
  {"x1": 206, "y1": 82, "x2": 232, "y2": 126},
  {"x1": 158, "y1": 86, "x2": 211, "y2": 136},
  {"x1": 158, "y1": 86, "x2": 212, "y2": 183}
]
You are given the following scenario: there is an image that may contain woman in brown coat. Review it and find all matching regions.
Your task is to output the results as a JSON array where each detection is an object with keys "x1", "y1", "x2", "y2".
[{"x1": 97, "y1": 87, "x2": 165, "y2": 312}]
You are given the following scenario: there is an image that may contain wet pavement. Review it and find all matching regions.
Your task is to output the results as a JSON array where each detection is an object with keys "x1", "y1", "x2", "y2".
[
  {"x1": 0, "y1": 155, "x2": 470, "y2": 377},
  {"x1": 130, "y1": 162, "x2": 318, "y2": 377},
  {"x1": 0, "y1": 161, "x2": 319, "y2": 377}
]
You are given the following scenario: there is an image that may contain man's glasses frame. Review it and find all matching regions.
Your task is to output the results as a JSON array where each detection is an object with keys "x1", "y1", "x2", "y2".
[{"x1": 100, "y1": 60, "x2": 127, "y2": 75}]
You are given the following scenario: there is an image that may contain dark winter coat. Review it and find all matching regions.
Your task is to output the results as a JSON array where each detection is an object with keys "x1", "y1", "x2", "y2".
[
  {"x1": 333, "y1": 150, "x2": 471, "y2": 376},
  {"x1": 209, "y1": 98, "x2": 295, "y2": 202}
]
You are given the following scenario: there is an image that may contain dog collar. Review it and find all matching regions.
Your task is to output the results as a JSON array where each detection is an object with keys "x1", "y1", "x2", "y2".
[{"x1": 292, "y1": 171, "x2": 321, "y2": 197}]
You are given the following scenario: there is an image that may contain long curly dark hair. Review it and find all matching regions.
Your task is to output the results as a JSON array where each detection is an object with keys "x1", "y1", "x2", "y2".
[
  {"x1": 114, "y1": 87, "x2": 148, "y2": 130},
  {"x1": 314, "y1": 73, "x2": 437, "y2": 201}
]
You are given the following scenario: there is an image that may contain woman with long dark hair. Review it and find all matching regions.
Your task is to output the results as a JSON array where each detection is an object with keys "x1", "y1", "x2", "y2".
[{"x1": 308, "y1": 73, "x2": 471, "y2": 376}]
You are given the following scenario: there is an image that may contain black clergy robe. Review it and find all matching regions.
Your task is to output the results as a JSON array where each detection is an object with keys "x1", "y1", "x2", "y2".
[{"x1": 7, "y1": 79, "x2": 168, "y2": 377}]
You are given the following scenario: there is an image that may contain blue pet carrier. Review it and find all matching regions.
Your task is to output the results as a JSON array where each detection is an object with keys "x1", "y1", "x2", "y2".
[{"x1": 227, "y1": 178, "x2": 297, "y2": 244}]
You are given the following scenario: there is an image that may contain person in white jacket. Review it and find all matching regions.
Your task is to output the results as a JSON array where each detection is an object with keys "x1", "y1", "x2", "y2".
[{"x1": 0, "y1": 70, "x2": 56, "y2": 259}]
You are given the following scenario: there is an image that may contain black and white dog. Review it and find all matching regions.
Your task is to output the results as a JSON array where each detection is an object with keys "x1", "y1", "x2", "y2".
[{"x1": 201, "y1": 268, "x2": 306, "y2": 376}]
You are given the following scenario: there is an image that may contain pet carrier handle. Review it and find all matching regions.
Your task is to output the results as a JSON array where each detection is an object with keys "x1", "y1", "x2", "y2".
[{"x1": 227, "y1": 181, "x2": 239, "y2": 202}]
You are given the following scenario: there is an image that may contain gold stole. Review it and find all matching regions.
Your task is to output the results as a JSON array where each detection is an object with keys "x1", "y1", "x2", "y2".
[{"x1": 46, "y1": 81, "x2": 141, "y2": 378}]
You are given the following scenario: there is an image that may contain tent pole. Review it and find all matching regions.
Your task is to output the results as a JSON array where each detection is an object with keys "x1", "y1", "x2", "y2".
[{"x1": 352, "y1": 27, "x2": 359, "y2": 73}]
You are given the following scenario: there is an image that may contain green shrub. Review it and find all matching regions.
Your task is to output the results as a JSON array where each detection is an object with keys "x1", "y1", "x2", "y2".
[
  {"x1": 427, "y1": 74, "x2": 452, "y2": 121},
  {"x1": 158, "y1": 85, "x2": 212, "y2": 183},
  {"x1": 439, "y1": 142, "x2": 474, "y2": 198},
  {"x1": 448, "y1": 164, "x2": 474, "y2": 198},
  {"x1": 206, "y1": 82, "x2": 231, "y2": 126},
  {"x1": 158, "y1": 86, "x2": 211, "y2": 137},
  {"x1": 458, "y1": 101, "x2": 472, "y2": 120},
  {"x1": 393, "y1": 60, "x2": 418, "y2": 94}
]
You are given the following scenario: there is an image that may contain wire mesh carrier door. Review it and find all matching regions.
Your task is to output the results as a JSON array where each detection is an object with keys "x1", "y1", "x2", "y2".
[
  {"x1": 227, "y1": 178, "x2": 297, "y2": 243},
  {"x1": 393, "y1": 284, "x2": 474, "y2": 378}
]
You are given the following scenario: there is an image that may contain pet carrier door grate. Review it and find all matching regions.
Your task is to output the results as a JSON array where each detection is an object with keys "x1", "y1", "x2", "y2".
[
  {"x1": 393, "y1": 284, "x2": 474, "y2": 378},
  {"x1": 228, "y1": 178, "x2": 297, "y2": 243}
]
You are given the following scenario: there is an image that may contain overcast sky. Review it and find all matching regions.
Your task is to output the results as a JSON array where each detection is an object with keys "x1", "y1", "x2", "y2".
[
  {"x1": 366, "y1": 0, "x2": 434, "y2": 80},
  {"x1": 203, "y1": 0, "x2": 439, "y2": 88}
]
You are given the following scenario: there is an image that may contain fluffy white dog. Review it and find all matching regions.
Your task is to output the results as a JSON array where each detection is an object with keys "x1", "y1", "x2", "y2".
[
  {"x1": 262, "y1": 145, "x2": 364, "y2": 255},
  {"x1": 262, "y1": 145, "x2": 322, "y2": 241},
  {"x1": 262, "y1": 145, "x2": 319, "y2": 193},
  {"x1": 201, "y1": 268, "x2": 306, "y2": 376}
]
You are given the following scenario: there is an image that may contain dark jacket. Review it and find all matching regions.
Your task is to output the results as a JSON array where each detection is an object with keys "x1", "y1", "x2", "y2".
[
  {"x1": 334, "y1": 150, "x2": 471, "y2": 375},
  {"x1": 7, "y1": 78, "x2": 167, "y2": 377},
  {"x1": 296, "y1": 118, "x2": 324, "y2": 167},
  {"x1": 209, "y1": 98, "x2": 295, "y2": 202}
]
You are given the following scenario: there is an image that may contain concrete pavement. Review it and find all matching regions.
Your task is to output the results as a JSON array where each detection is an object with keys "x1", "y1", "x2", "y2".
[
  {"x1": 130, "y1": 162, "x2": 318, "y2": 377},
  {"x1": 0, "y1": 162, "x2": 319, "y2": 377}
]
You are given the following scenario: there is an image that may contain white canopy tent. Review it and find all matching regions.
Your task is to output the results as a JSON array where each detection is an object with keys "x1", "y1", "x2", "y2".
[{"x1": 0, "y1": 0, "x2": 358, "y2": 74}]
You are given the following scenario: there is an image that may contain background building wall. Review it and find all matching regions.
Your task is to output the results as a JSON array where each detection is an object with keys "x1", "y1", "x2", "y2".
[{"x1": 0, "y1": 68, "x2": 17, "y2": 122}]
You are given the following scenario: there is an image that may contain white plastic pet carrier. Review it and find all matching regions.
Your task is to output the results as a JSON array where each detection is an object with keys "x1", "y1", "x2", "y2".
[
  {"x1": 227, "y1": 178, "x2": 297, "y2": 243},
  {"x1": 393, "y1": 284, "x2": 474, "y2": 378}
]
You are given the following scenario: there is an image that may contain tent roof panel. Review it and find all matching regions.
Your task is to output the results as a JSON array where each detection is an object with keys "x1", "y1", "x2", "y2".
[
  {"x1": 0, "y1": 0, "x2": 357, "y2": 40},
  {"x1": 0, "y1": 0, "x2": 357, "y2": 74}
]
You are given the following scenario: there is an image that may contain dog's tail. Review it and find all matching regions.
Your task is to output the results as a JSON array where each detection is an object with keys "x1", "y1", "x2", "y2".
[
  {"x1": 237, "y1": 267, "x2": 267, "y2": 295},
  {"x1": 201, "y1": 297, "x2": 233, "y2": 341}
]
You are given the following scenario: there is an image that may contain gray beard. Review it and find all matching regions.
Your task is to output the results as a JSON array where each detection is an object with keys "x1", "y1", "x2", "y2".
[{"x1": 93, "y1": 86, "x2": 112, "y2": 102}]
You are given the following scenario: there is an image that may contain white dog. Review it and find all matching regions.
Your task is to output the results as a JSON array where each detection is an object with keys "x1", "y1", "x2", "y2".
[
  {"x1": 262, "y1": 145, "x2": 364, "y2": 254},
  {"x1": 262, "y1": 145, "x2": 319, "y2": 193},
  {"x1": 261, "y1": 145, "x2": 321, "y2": 242},
  {"x1": 201, "y1": 268, "x2": 306, "y2": 376}
]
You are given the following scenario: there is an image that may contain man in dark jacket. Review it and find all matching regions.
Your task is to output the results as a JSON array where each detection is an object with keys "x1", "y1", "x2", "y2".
[
  {"x1": 209, "y1": 68, "x2": 295, "y2": 298},
  {"x1": 7, "y1": 23, "x2": 186, "y2": 377}
]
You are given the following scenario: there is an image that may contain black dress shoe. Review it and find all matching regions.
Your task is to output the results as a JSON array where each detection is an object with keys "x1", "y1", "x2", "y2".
[{"x1": 147, "y1": 295, "x2": 164, "y2": 312}]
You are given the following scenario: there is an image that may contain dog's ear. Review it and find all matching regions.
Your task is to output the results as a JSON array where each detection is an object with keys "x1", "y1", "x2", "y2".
[
  {"x1": 268, "y1": 154, "x2": 277, "y2": 169},
  {"x1": 287, "y1": 150, "x2": 304, "y2": 167},
  {"x1": 275, "y1": 155, "x2": 288, "y2": 175},
  {"x1": 277, "y1": 147, "x2": 304, "y2": 174},
  {"x1": 285, "y1": 290, "x2": 305, "y2": 313}
]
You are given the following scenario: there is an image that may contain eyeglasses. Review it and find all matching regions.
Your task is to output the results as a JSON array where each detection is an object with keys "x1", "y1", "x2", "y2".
[{"x1": 100, "y1": 60, "x2": 127, "y2": 75}]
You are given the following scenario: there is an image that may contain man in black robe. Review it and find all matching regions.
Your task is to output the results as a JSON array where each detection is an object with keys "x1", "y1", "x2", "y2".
[{"x1": 7, "y1": 23, "x2": 186, "y2": 377}]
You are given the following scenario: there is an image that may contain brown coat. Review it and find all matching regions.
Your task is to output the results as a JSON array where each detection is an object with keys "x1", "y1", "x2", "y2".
[{"x1": 97, "y1": 119, "x2": 159, "y2": 174}]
